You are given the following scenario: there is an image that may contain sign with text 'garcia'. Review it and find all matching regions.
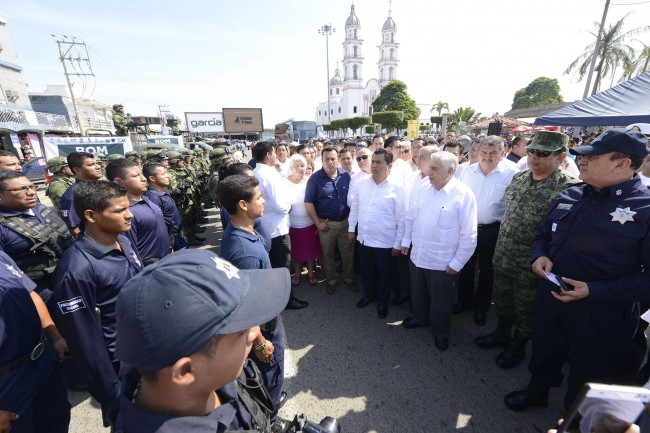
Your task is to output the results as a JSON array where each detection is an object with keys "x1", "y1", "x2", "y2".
[
  {"x1": 222, "y1": 108, "x2": 263, "y2": 133},
  {"x1": 184, "y1": 112, "x2": 225, "y2": 133}
]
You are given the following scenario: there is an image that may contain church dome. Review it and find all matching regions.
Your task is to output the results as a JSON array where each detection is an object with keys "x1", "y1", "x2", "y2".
[
  {"x1": 346, "y1": 4, "x2": 360, "y2": 26},
  {"x1": 330, "y1": 68, "x2": 343, "y2": 86},
  {"x1": 382, "y1": 16, "x2": 396, "y2": 31}
]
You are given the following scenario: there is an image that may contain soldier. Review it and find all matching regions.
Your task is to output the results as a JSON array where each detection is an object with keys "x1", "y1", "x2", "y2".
[
  {"x1": 112, "y1": 104, "x2": 130, "y2": 137},
  {"x1": 475, "y1": 131, "x2": 580, "y2": 369},
  {"x1": 170, "y1": 119, "x2": 181, "y2": 135},
  {"x1": 168, "y1": 151, "x2": 204, "y2": 246},
  {"x1": 125, "y1": 151, "x2": 142, "y2": 166},
  {"x1": 45, "y1": 156, "x2": 75, "y2": 213},
  {"x1": 206, "y1": 147, "x2": 234, "y2": 207},
  {"x1": 107, "y1": 154, "x2": 125, "y2": 163}
]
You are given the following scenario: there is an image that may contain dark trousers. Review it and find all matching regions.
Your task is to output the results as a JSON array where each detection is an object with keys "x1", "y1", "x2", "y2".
[
  {"x1": 250, "y1": 317, "x2": 285, "y2": 419},
  {"x1": 457, "y1": 223, "x2": 500, "y2": 313},
  {"x1": 358, "y1": 243, "x2": 392, "y2": 307},
  {"x1": 528, "y1": 281, "x2": 641, "y2": 409},
  {"x1": 410, "y1": 261, "x2": 458, "y2": 338},
  {"x1": 269, "y1": 234, "x2": 290, "y2": 269}
]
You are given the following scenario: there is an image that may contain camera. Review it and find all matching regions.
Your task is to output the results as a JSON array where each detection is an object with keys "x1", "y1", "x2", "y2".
[{"x1": 296, "y1": 415, "x2": 340, "y2": 433}]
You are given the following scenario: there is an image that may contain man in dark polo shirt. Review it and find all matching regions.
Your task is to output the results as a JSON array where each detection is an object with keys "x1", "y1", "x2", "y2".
[
  {"x1": 142, "y1": 162, "x2": 187, "y2": 251},
  {"x1": 305, "y1": 147, "x2": 355, "y2": 294},
  {"x1": 107, "y1": 158, "x2": 170, "y2": 265},
  {"x1": 53, "y1": 181, "x2": 143, "y2": 427},
  {"x1": 59, "y1": 152, "x2": 103, "y2": 239}
]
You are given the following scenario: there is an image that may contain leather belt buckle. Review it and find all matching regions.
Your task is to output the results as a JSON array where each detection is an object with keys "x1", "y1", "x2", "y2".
[{"x1": 30, "y1": 340, "x2": 45, "y2": 361}]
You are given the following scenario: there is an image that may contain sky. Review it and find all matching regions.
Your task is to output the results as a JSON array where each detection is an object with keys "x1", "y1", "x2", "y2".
[{"x1": 2, "y1": 0, "x2": 650, "y2": 128}]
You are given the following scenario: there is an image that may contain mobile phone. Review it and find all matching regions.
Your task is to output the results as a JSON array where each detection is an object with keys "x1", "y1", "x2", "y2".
[
  {"x1": 557, "y1": 383, "x2": 650, "y2": 433},
  {"x1": 557, "y1": 276, "x2": 574, "y2": 292}
]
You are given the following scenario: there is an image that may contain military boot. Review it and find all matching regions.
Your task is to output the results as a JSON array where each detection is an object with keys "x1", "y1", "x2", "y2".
[
  {"x1": 475, "y1": 318, "x2": 512, "y2": 349},
  {"x1": 496, "y1": 330, "x2": 529, "y2": 369}
]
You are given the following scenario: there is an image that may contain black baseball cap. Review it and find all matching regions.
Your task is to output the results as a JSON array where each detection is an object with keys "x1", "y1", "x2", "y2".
[
  {"x1": 569, "y1": 129, "x2": 649, "y2": 158},
  {"x1": 115, "y1": 249, "x2": 290, "y2": 370}
]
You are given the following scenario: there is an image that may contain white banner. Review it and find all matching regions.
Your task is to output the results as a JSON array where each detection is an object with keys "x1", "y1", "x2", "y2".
[
  {"x1": 184, "y1": 112, "x2": 225, "y2": 133},
  {"x1": 43, "y1": 136, "x2": 133, "y2": 159}
]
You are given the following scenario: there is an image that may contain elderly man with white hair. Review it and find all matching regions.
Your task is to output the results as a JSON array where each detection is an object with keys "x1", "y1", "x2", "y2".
[{"x1": 400, "y1": 151, "x2": 478, "y2": 351}]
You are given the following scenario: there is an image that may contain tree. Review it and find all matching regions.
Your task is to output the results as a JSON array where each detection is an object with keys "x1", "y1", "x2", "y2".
[
  {"x1": 348, "y1": 116, "x2": 372, "y2": 136},
  {"x1": 447, "y1": 107, "x2": 481, "y2": 132},
  {"x1": 619, "y1": 42, "x2": 650, "y2": 82},
  {"x1": 372, "y1": 80, "x2": 419, "y2": 129},
  {"x1": 430, "y1": 100, "x2": 449, "y2": 116},
  {"x1": 365, "y1": 124, "x2": 376, "y2": 134},
  {"x1": 330, "y1": 118, "x2": 350, "y2": 136},
  {"x1": 511, "y1": 77, "x2": 564, "y2": 110},
  {"x1": 564, "y1": 14, "x2": 650, "y2": 95},
  {"x1": 372, "y1": 111, "x2": 404, "y2": 134}
]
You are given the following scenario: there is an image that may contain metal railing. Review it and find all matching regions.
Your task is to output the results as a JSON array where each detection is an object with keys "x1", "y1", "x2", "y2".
[{"x1": 0, "y1": 106, "x2": 71, "y2": 129}]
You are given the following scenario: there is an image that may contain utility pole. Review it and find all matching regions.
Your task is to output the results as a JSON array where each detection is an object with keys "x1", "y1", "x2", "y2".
[
  {"x1": 55, "y1": 38, "x2": 94, "y2": 133},
  {"x1": 318, "y1": 24, "x2": 335, "y2": 124},
  {"x1": 158, "y1": 104, "x2": 171, "y2": 128},
  {"x1": 583, "y1": 0, "x2": 610, "y2": 99}
]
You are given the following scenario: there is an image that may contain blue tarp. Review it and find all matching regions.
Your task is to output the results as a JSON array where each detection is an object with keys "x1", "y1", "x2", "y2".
[{"x1": 535, "y1": 71, "x2": 650, "y2": 127}]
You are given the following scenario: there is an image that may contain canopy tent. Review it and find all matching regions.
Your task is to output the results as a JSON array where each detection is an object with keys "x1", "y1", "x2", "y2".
[{"x1": 535, "y1": 71, "x2": 650, "y2": 127}]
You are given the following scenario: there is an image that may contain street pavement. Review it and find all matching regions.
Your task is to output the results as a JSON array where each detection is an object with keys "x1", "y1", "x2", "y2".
[{"x1": 35, "y1": 165, "x2": 568, "y2": 433}]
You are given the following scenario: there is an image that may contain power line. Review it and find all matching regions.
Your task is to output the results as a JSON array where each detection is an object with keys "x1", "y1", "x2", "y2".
[{"x1": 611, "y1": 0, "x2": 650, "y2": 4}]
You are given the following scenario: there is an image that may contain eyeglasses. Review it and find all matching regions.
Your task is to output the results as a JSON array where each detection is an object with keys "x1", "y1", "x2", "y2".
[
  {"x1": 527, "y1": 149, "x2": 554, "y2": 158},
  {"x1": 401, "y1": 148, "x2": 410, "y2": 153},
  {"x1": 1, "y1": 185, "x2": 37, "y2": 193},
  {"x1": 356, "y1": 155, "x2": 370, "y2": 162}
]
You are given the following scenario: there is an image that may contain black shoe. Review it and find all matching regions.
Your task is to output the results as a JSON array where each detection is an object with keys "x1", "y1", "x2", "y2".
[
  {"x1": 496, "y1": 346, "x2": 525, "y2": 369},
  {"x1": 453, "y1": 303, "x2": 470, "y2": 315},
  {"x1": 402, "y1": 317, "x2": 426, "y2": 329},
  {"x1": 377, "y1": 305, "x2": 388, "y2": 319},
  {"x1": 356, "y1": 297, "x2": 372, "y2": 308},
  {"x1": 474, "y1": 312, "x2": 487, "y2": 327},
  {"x1": 286, "y1": 297, "x2": 308, "y2": 310},
  {"x1": 187, "y1": 239, "x2": 204, "y2": 246},
  {"x1": 504, "y1": 389, "x2": 549, "y2": 411},
  {"x1": 271, "y1": 418, "x2": 291, "y2": 433},
  {"x1": 278, "y1": 391, "x2": 288, "y2": 409},
  {"x1": 391, "y1": 296, "x2": 410, "y2": 306},
  {"x1": 434, "y1": 336, "x2": 449, "y2": 351},
  {"x1": 194, "y1": 235, "x2": 206, "y2": 241},
  {"x1": 475, "y1": 330, "x2": 510, "y2": 349},
  {"x1": 195, "y1": 226, "x2": 206, "y2": 233}
]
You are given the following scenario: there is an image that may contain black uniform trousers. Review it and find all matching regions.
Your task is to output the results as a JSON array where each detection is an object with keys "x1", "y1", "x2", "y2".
[
  {"x1": 529, "y1": 283, "x2": 641, "y2": 409},
  {"x1": 358, "y1": 243, "x2": 392, "y2": 307},
  {"x1": 457, "y1": 222, "x2": 500, "y2": 313}
]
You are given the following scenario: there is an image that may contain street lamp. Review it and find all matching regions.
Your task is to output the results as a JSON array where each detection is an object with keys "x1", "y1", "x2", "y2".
[{"x1": 318, "y1": 24, "x2": 335, "y2": 124}]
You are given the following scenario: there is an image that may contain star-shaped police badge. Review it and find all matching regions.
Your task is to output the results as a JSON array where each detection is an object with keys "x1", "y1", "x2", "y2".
[
  {"x1": 610, "y1": 207, "x2": 636, "y2": 225},
  {"x1": 616, "y1": 189, "x2": 622, "y2": 196},
  {"x1": 213, "y1": 256, "x2": 240, "y2": 279}
]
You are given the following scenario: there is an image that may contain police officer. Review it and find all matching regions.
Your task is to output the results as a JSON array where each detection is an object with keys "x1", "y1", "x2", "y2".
[
  {"x1": 114, "y1": 250, "x2": 290, "y2": 433},
  {"x1": 475, "y1": 131, "x2": 580, "y2": 369},
  {"x1": 0, "y1": 250, "x2": 71, "y2": 433},
  {"x1": 505, "y1": 129, "x2": 650, "y2": 411},
  {"x1": 53, "y1": 181, "x2": 143, "y2": 427},
  {"x1": 45, "y1": 156, "x2": 74, "y2": 214},
  {"x1": 59, "y1": 152, "x2": 103, "y2": 239},
  {"x1": 113, "y1": 104, "x2": 130, "y2": 137}
]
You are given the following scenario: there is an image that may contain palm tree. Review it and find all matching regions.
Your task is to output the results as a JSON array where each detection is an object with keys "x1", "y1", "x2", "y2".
[
  {"x1": 430, "y1": 100, "x2": 449, "y2": 115},
  {"x1": 564, "y1": 13, "x2": 650, "y2": 95},
  {"x1": 618, "y1": 42, "x2": 650, "y2": 82},
  {"x1": 447, "y1": 107, "x2": 481, "y2": 132}
]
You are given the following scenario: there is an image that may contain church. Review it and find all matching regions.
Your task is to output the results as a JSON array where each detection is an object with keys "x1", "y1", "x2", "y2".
[{"x1": 315, "y1": 4, "x2": 399, "y2": 131}]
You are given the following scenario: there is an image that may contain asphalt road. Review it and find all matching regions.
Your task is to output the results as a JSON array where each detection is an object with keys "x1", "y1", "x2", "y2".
[{"x1": 34, "y1": 158, "x2": 567, "y2": 433}]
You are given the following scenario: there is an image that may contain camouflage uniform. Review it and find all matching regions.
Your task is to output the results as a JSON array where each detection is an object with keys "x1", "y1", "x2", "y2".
[
  {"x1": 45, "y1": 157, "x2": 74, "y2": 213},
  {"x1": 112, "y1": 104, "x2": 130, "y2": 136},
  {"x1": 489, "y1": 131, "x2": 581, "y2": 356},
  {"x1": 168, "y1": 152, "x2": 201, "y2": 244}
]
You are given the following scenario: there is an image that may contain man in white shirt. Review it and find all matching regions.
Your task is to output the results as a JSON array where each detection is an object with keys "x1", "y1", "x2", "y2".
[
  {"x1": 401, "y1": 151, "x2": 477, "y2": 351},
  {"x1": 386, "y1": 137, "x2": 412, "y2": 186},
  {"x1": 371, "y1": 135, "x2": 384, "y2": 151},
  {"x1": 348, "y1": 149, "x2": 404, "y2": 319},
  {"x1": 252, "y1": 141, "x2": 308, "y2": 309},
  {"x1": 339, "y1": 148, "x2": 357, "y2": 176},
  {"x1": 457, "y1": 136, "x2": 518, "y2": 326},
  {"x1": 274, "y1": 143, "x2": 291, "y2": 177},
  {"x1": 347, "y1": 147, "x2": 372, "y2": 208}
]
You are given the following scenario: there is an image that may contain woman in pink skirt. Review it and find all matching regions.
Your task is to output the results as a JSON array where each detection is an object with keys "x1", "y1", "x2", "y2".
[{"x1": 285, "y1": 154, "x2": 321, "y2": 286}]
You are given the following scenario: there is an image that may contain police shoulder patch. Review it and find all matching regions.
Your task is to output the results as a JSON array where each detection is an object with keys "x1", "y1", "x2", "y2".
[{"x1": 58, "y1": 296, "x2": 86, "y2": 314}]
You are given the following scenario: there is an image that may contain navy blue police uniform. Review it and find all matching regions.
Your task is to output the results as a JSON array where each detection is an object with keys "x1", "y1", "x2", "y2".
[
  {"x1": 220, "y1": 224, "x2": 286, "y2": 416},
  {"x1": 53, "y1": 234, "x2": 143, "y2": 425},
  {"x1": 529, "y1": 175, "x2": 650, "y2": 408},
  {"x1": 58, "y1": 180, "x2": 84, "y2": 232},
  {"x1": 124, "y1": 196, "x2": 171, "y2": 264},
  {"x1": 143, "y1": 186, "x2": 188, "y2": 251},
  {"x1": 0, "y1": 251, "x2": 70, "y2": 433}
]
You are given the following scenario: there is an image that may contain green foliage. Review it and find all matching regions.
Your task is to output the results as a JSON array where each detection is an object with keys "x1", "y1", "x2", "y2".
[
  {"x1": 447, "y1": 107, "x2": 481, "y2": 131},
  {"x1": 372, "y1": 111, "x2": 404, "y2": 134},
  {"x1": 564, "y1": 13, "x2": 650, "y2": 95},
  {"x1": 430, "y1": 116, "x2": 442, "y2": 128},
  {"x1": 322, "y1": 123, "x2": 334, "y2": 132},
  {"x1": 431, "y1": 100, "x2": 449, "y2": 116},
  {"x1": 365, "y1": 124, "x2": 376, "y2": 134},
  {"x1": 348, "y1": 116, "x2": 372, "y2": 135},
  {"x1": 372, "y1": 80, "x2": 419, "y2": 129},
  {"x1": 330, "y1": 118, "x2": 350, "y2": 133},
  {"x1": 511, "y1": 77, "x2": 564, "y2": 110}
]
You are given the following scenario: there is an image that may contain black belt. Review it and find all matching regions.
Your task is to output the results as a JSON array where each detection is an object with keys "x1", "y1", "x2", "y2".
[
  {"x1": 478, "y1": 221, "x2": 501, "y2": 230},
  {"x1": 318, "y1": 215, "x2": 348, "y2": 222},
  {"x1": 0, "y1": 335, "x2": 46, "y2": 375},
  {"x1": 143, "y1": 258, "x2": 161, "y2": 266}
]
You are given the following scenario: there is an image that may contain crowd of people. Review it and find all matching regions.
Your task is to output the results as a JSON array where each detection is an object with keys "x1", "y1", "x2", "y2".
[{"x1": 1, "y1": 123, "x2": 650, "y2": 432}]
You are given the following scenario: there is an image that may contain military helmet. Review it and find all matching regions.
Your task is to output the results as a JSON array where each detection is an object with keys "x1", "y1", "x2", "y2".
[
  {"x1": 209, "y1": 148, "x2": 227, "y2": 160},
  {"x1": 167, "y1": 151, "x2": 182, "y2": 163},
  {"x1": 93, "y1": 152, "x2": 107, "y2": 161},
  {"x1": 125, "y1": 151, "x2": 141, "y2": 160},
  {"x1": 113, "y1": 104, "x2": 124, "y2": 111},
  {"x1": 107, "y1": 154, "x2": 125, "y2": 161},
  {"x1": 47, "y1": 156, "x2": 68, "y2": 174}
]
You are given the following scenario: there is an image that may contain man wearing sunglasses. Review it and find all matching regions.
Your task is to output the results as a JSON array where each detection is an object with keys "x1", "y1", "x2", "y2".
[
  {"x1": 476, "y1": 131, "x2": 579, "y2": 370},
  {"x1": 505, "y1": 129, "x2": 650, "y2": 413}
]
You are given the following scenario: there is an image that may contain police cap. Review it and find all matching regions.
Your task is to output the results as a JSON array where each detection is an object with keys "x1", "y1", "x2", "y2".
[{"x1": 570, "y1": 129, "x2": 649, "y2": 158}]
